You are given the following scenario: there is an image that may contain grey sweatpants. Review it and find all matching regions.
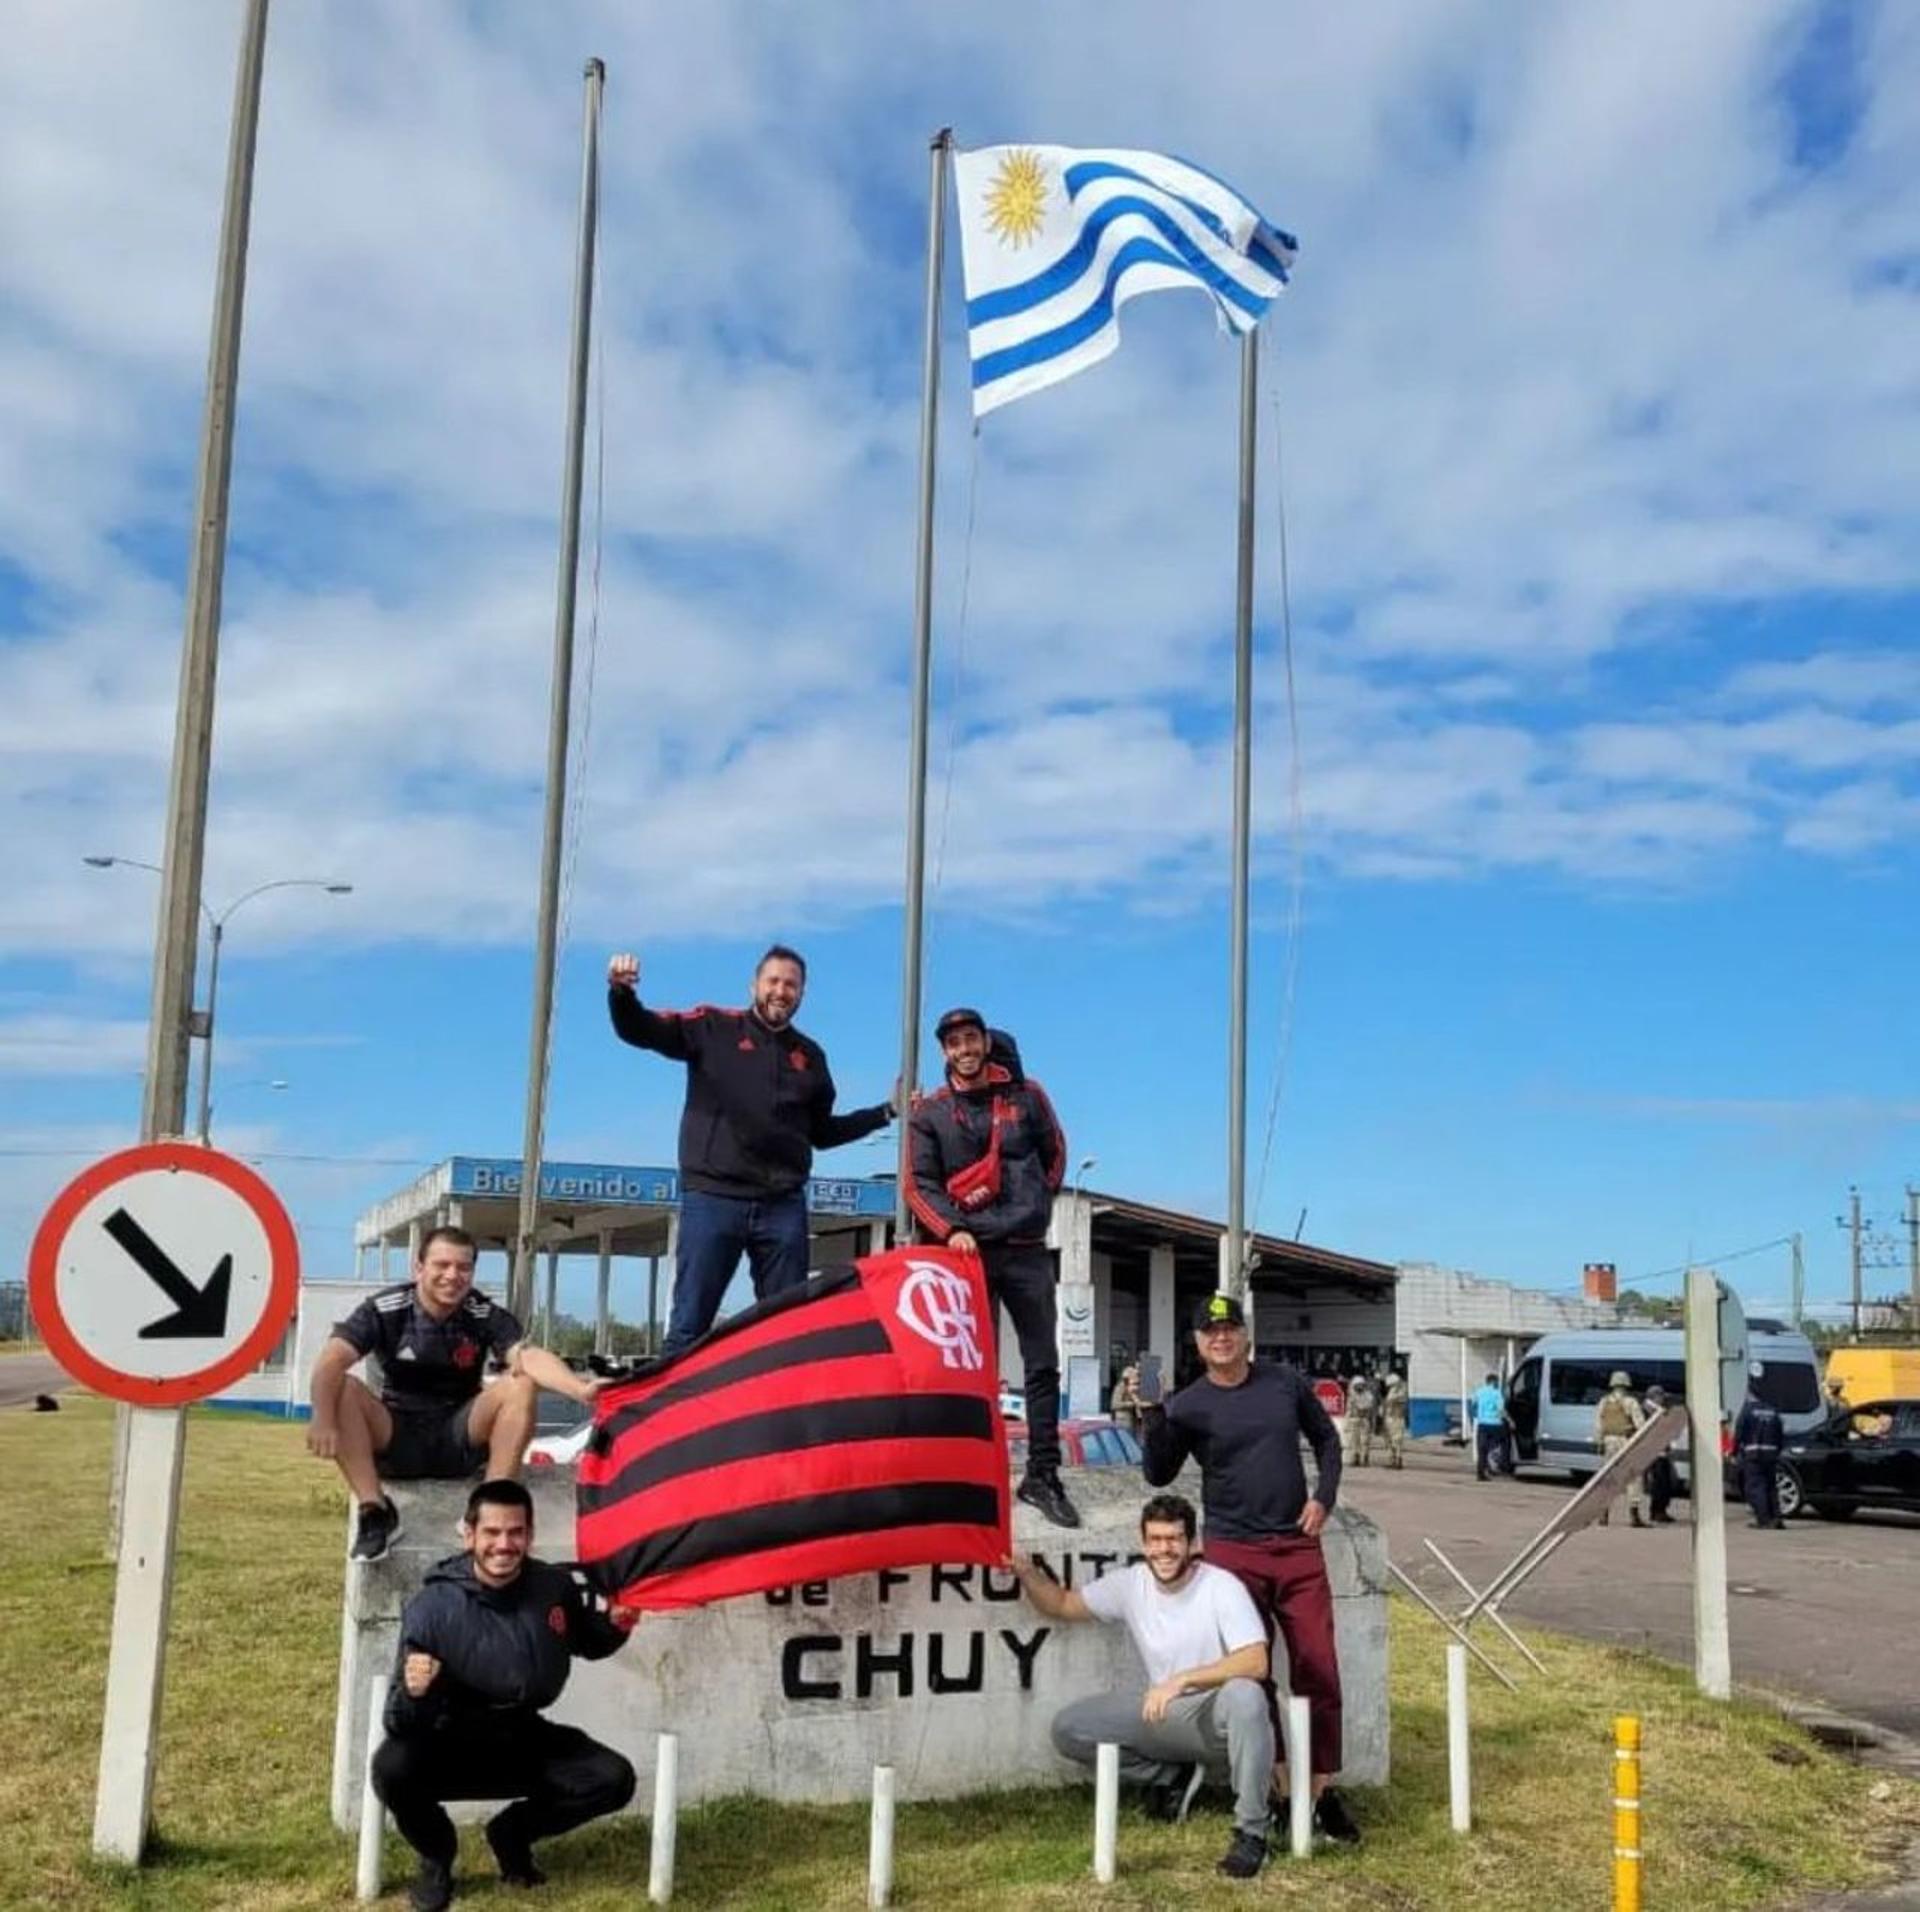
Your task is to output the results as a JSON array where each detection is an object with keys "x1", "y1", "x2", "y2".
[{"x1": 1051, "y1": 1679, "x2": 1274, "y2": 1837}]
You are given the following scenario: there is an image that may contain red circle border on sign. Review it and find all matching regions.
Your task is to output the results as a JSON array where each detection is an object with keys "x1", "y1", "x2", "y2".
[{"x1": 26, "y1": 1141, "x2": 301, "y2": 1408}]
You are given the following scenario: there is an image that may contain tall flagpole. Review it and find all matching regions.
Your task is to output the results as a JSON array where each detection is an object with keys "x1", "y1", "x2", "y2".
[
  {"x1": 1225, "y1": 328, "x2": 1259, "y2": 1299},
  {"x1": 512, "y1": 58, "x2": 604, "y2": 1325},
  {"x1": 895, "y1": 128, "x2": 953, "y2": 1239}
]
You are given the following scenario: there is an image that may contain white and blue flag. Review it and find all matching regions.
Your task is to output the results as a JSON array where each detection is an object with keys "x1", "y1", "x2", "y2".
[{"x1": 952, "y1": 145, "x2": 1296, "y2": 417}]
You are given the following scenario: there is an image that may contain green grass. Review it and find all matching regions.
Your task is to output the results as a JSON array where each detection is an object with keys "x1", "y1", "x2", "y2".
[{"x1": 3, "y1": 1396, "x2": 1915, "y2": 1909}]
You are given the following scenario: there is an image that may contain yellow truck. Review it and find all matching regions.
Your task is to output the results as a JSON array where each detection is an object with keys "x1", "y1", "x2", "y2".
[{"x1": 1822, "y1": 1347, "x2": 1920, "y2": 1403}]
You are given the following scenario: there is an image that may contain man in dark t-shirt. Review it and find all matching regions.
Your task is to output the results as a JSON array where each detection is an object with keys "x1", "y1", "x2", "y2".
[
  {"x1": 308, "y1": 1225, "x2": 601, "y2": 1562},
  {"x1": 1141, "y1": 1291, "x2": 1360, "y2": 1847}
]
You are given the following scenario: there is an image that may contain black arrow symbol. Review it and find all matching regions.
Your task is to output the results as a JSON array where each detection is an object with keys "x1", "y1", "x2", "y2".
[{"x1": 103, "y1": 1207, "x2": 233, "y2": 1340}]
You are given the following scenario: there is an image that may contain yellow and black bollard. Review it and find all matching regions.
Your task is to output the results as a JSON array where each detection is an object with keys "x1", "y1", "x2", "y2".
[{"x1": 1613, "y1": 1715, "x2": 1642, "y2": 1912}]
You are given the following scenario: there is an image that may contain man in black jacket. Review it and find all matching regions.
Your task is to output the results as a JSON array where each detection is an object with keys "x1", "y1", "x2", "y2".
[
  {"x1": 607, "y1": 944, "x2": 894, "y2": 1353},
  {"x1": 905, "y1": 1006, "x2": 1079, "y2": 1529},
  {"x1": 371, "y1": 1479, "x2": 636, "y2": 1910}
]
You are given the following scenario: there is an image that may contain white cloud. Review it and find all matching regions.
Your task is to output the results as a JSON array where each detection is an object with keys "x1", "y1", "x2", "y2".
[{"x1": 1, "y1": 0, "x2": 1917, "y2": 984}]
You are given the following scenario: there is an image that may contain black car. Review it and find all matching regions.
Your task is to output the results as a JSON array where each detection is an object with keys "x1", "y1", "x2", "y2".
[{"x1": 1779, "y1": 1399, "x2": 1920, "y2": 1521}]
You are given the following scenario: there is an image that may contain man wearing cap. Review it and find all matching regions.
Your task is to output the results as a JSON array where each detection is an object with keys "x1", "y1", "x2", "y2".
[
  {"x1": 1593, "y1": 1370, "x2": 1647, "y2": 1528},
  {"x1": 906, "y1": 1007, "x2": 1079, "y2": 1529},
  {"x1": 606, "y1": 944, "x2": 895, "y2": 1353},
  {"x1": 1140, "y1": 1292, "x2": 1360, "y2": 1846},
  {"x1": 1733, "y1": 1365, "x2": 1787, "y2": 1529}
]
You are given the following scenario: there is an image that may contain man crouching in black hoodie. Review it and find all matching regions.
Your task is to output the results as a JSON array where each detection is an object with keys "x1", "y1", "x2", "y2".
[{"x1": 372, "y1": 1479, "x2": 636, "y2": 1910}]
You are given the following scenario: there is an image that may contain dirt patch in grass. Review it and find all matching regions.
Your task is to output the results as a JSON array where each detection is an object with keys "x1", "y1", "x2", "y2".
[{"x1": 3, "y1": 1396, "x2": 1915, "y2": 1909}]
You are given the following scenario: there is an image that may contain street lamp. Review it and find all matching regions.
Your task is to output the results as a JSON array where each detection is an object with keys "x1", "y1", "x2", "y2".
[
  {"x1": 83, "y1": 858, "x2": 350, "y2": 1143},
  {"x1": 1073, "y1": 1155, "x2": 1098, "y2": 1200}
]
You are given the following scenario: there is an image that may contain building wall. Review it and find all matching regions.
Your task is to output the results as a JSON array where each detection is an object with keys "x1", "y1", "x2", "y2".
[{"x1": 1394, "y1": 1262, "x2": 1621, "y2": 1436}]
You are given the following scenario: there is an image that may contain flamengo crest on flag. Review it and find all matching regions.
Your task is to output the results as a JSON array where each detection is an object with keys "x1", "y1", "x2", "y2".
[
  {"x1": 575, "y1": 1247, "x2": 1010, "y2": 1611},
  {"x1": 952, "y1": 143, "x2": 1297, "y2": 416}
]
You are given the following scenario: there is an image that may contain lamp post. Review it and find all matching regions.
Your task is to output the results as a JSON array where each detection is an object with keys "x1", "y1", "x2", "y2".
[{"x1": 83, "y1": 858, "x2": 349, "y2": 1142}]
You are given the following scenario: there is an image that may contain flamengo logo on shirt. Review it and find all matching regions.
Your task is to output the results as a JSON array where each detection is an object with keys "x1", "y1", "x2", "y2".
[{"x1": 895, "y1": 1260, "x2": 984, "y2": 1371}]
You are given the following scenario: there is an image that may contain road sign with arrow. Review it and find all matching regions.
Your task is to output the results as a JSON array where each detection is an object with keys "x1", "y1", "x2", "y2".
[{"x1": 28, "y1": 1141, "x2": 298, "y2": 1406}]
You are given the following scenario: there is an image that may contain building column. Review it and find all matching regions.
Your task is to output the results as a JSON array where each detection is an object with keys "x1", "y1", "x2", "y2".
[
  {"x1": 542, "y1": 1250, "x2": 560, "y2": 1345},
  {"x1": 1459, "y1": 1338, "x2": 1470, "y2": 1444},
  {"x1": 1091, "y1": 1250, "x2": 1113, "y2": 1379},
  {"x1": 1048, "y1": 1192, "x2": 1096, "y2": 1394},
  {"x1": 1148, "y1": 1243, "x2": 1176, "y2": 1370},
  {"x1": 353, "y1": 1241, "x2": 368, "y2": 1282},
  {"x1": 378, "y1": 1237, "x2": 391, "y2": 1282},
  {"x1": 405, "y1": 1219, "x2": 422, "y2": 1268},
  {"x1": 866, "y1": 1220, "x2": 889, "y2": 1258},
  {"x1": 594, "y1": 1233, "x2": 614, "y2": 1357},
  {"x1": 659, "y1": 1212, "x2": 679, "y2": 1347}
]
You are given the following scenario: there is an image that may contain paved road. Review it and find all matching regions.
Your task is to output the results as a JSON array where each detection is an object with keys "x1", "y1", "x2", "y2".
[
  {"x1": 1339, "y1": 1447, "x2": 1920, "y2": 1741},
  {"x1": 0, "y1": 1352, "x2": 69, "y2": 1409}
]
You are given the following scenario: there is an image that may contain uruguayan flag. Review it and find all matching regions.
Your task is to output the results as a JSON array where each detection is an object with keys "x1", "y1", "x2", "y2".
[{"x1": 953, "y1": 145, "x2": 1296, "y2": 417}]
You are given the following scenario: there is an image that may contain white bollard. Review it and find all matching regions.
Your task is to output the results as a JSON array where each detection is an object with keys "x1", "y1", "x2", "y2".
[
  {"x1": 1093, "y1": 1741, "x2": 1119, "y2": 1883},
  {"x1": 648, "y1": 1731, "x2": 679, "y2": 1905},
  {"x1": 868, "y1": 1763, "x2": 896, "y2": 1908},
  {"x1": 1447, "y1": 1641, "x2": 1472, "y2": 1833},
  {"x1": 355, "y1": 1674, "x2": 389, "y2": 1902},
  {"x1": 1286, "y1": 1696, "x2": 1313, "y2": 1859}
]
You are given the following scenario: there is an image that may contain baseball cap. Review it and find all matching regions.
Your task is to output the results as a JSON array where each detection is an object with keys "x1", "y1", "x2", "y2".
[
  {"x1": 934, "y1": 1006, "x2": 986, "y2": 1042},
  {"x1": 1192, "y1": 1293, "x2": 1246, "y2": 1331}
]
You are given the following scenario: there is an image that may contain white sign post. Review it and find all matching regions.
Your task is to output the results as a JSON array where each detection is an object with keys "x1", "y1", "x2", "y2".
[
  {"x1": 1685, "y1": 1266, "x2": 1733, "y2": 1701},
  {"x1": 28, "y1": 1141, "x2": 299, "y2": 1861}
]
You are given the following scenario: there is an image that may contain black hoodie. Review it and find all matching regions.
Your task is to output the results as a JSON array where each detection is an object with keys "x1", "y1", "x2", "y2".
[{"x1": 384, "y1": 1553, "x2": 630, "y2": 1739}]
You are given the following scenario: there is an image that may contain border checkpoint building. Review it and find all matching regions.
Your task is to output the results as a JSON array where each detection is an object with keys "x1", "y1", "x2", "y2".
[{"x1": 221, "y1": 1155, "x2": 1624, "y2": 1438}]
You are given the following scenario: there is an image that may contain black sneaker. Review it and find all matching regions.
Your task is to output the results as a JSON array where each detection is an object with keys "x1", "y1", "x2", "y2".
[
  {"x1": 486, "y1": 1813, "x2": 547, "y2": 1888},
  {"x1": 349, "y1": 1495, "x2": 401, "y2": 1563},
  {"x1": 1142, "y1": 1763, "x2": 1206, "y2": 1823},
  {"x1": 1313, "y1": 1787, "x2": 1363, "y2": 1845},
  {"x1": 407, "y1": 1857, "x2": 455, "y2": 1912},
  {"x1": 1015, "y1": 1472, "x2": 1083, "y2": 1528},
  {"x1": 1216, "y1": 1829, "x2": 1269, "y2": 1879}
]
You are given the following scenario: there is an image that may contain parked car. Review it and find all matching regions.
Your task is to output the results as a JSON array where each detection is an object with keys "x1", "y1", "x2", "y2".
[
  {"x1": 525, "y1": 1385, "x2": 594, "y2": 1469},
  {"x1": 1779, "y1": 1399, "x2": 1920, "y2": 1521},
  {"x1": 1008, "y1": 1417, "x2": 1141, "y2": 1471},
  {"x1": 1504, "y1": 1323, "x2": 1824, "y2": 1485}
]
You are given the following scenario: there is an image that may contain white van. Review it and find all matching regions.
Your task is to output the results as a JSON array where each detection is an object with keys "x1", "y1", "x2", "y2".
[{"x1": 1506, "y1": 1321, "x2": 1824, "y2": 1507}]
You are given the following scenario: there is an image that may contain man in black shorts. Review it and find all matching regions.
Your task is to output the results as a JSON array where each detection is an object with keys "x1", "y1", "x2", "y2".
[{"x1": 308, "y1": 1225, "x2": 601, "y2": 1561}]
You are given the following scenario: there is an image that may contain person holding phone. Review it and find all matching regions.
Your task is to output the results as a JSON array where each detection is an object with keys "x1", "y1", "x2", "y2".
[
  {"x1": 905, "y1": 1007, "x2": 1079, "y2": 1528},
  {"x1": 1141, "y1": 1292, "x2": 1360, "y2": 1846}
]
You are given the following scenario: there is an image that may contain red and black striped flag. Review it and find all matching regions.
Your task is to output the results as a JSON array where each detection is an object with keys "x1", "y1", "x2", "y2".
[{"x1": 576, "y1": 1247, "x2": 1010, "y2": 1610}]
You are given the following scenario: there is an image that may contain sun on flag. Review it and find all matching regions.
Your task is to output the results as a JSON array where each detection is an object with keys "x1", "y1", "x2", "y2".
[{"x1": 953, "y1": 144, "x2": 1297, "y2": 417}]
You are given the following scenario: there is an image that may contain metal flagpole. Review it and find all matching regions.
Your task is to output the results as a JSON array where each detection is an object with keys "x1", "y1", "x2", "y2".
[
  {"x1": 894, "y1": 128, "x2": 952, "y2": 1240},
  {"x1": 512, "y1": 58, "x2": 605, "y2": 1324},
  {"x1": 1224, "y1": 329, "x2": 1258, "y2": 1298},
  {"x1": 97, "y1": 0, "x2": 271, "y2": 1859}
]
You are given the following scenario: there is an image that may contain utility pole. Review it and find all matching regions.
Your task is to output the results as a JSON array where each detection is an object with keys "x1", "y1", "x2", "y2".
[
  {"x1": 98, "y1": 0, "x2": 271, "y2": 1860},
  {"x1": 1837, "y1": 1187, "x2": 1863, "y2": 1341},
  {"x1": 1790, "y1": 1231, "x2": 1804, "y2": 1332},
  {"x1": 1907, "y1": 1185, "x2": 1918, "y2": 1334}
]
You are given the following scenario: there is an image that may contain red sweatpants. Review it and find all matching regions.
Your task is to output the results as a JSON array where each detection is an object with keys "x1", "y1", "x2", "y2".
[{"x1": 1205, "y1": 1533, "x2": 1344, "y2": 1778}]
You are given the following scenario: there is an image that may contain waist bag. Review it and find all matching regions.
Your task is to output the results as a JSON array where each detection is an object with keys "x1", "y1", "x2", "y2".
[{"x1": 945, "y1": 1098, "x2": 1015, "y2": 1213}]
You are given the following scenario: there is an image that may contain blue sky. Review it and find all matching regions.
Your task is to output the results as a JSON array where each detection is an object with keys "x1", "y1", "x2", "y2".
[{"x1": 3, "y1": 1, "x2": 1917, "y2": 1326}]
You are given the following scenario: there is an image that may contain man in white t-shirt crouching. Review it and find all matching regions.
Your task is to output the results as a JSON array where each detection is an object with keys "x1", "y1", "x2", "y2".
[{"x1": 1009, "y1": 1492, "x2": 1274, "y2": 1879}]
